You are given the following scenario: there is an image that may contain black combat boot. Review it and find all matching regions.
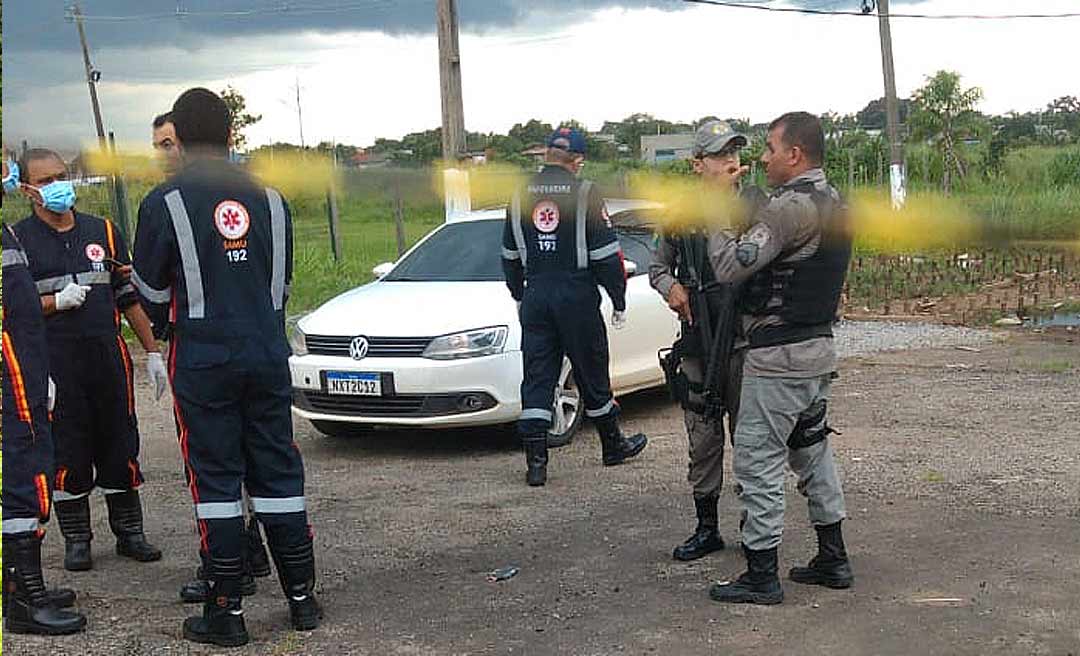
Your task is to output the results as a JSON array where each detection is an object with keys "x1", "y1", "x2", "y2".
[
  {"x1": 267, "y1": 528, "x2": 322, "y2": 631},
  {"x1": 55, "y1": 497, "x2": 93, "y2": 571},
  {"x1": 246, "y1": 517, "x2": 272, "y2": 578},
  {"x1": 3, "y1": 533, "x2": 87, "y2": 635},
  {"x1": 1, "y1": 537, "x2": 76, "y2": 610},
  {"x1": 522, "y1": 435, "x2": 548, "y2": 487},
  {"x1": 789, "y1": 521, "x2": 854, "y2": 589},
  {"x1": 708, "y1": 545, "x2": 784, "y2": 605},
  {"x1": 182, "y1": 558, "x2": 250, "y2": 647},
  {"x1": 596, "y1": 418, "x2": 648, "y2": 466},
  {"x1": 673, "y1": 494, "x2": 725, "y2": 561},
  {"x1": 105, "y1": 489, "x2": 163, "y2": 562},
  {"x1": 180, "y1": 564, "x2": 258, "y2": 603}
]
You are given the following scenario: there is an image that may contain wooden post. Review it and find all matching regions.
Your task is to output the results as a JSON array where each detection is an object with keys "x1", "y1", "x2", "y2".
[
  {"x1": 72, "y1": 3, "x2": 108, "y2": 152},
  {"x1": 436, "y1": 0, "x2": 466, "y2": 161},
  {"x1": 326, "y1": 186, "x2": 341, "y2": 262},
  {"x1": 394, "y1": 178, "x2": 407, "y2": 257},
  {"x1": 877, "y1": 0, "x2": 906, "y2": 208}
]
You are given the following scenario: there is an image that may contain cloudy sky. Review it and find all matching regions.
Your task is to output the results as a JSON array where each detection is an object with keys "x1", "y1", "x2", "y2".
[{"x1": 3, "y1": 0, "x2": 1079, "y2": 151}]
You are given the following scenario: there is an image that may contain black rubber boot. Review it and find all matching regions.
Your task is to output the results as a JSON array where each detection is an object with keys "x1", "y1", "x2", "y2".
[
  {"x1": 1, "y1": 537, "x2": 76, "y2": 609},
  {"x1": 55, "y1": 497, "x2": 93, "y2": 571},
  {"x1": 180, "y1": 564, "x2": 258, "y2": 604},
  {"x1": 3, "y1": 533, "x2": 88, "y2": 635},
  {"x1": 246, "y1": 517, "x2": 272, "y2": 578},
  {"x1": 673, "y1": 494, "x2": 725, "y2": 561},
  {"x1": 709, "y1": 546, "x2": 784, "y2": 605},
  {"x1": 597, "y1": 418, "x2": 648, "y2": 467},
  {"x1": 182, "y1": 558, "x2": 250, "y2": 647},
  {"x1": 267, "y1": 528, "x2": 322, "y2": 632},
  {"x1": 523, "y1": 435, "x2": 548, "y2": 487},
  {"x1": 789, "y1": 521, "x2": 854, "y2": 589},
  {"x1": 106, "y1": 489, "x2": 163, "y2": 563}
]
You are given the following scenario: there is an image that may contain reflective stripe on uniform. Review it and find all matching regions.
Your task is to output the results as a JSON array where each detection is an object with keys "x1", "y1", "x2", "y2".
[
  {"x1": 520, "y1": 408, "x2": 553, "y2": 422},
  {"x1": 52, "y1": 489, "x2": 91, "y2": 502},
  {"x1": 250, "y1": 496, "x2": 306, "y2": 514},
  {"x1": 2, "y1": 248, "x2": 28, "y2": 267},
  {"x1": 35, "y1": 274, "x2": 74, "y2": 294},
  {"x1": 2, "y1": 518, "x2": 40, "y2": 534},
  {"x1": 105, "y1": 220, "x2": 117, "y2": 258},
  {"x1": 76, "y1": 271, "x2": 111, "y2": 286},
  {"x1": 98, "y1": 487, "x2": 128, "y2": 496},
  {"x1": 37, "y1": 271, "x2": 113, "y2": 294},
  {"x1": 267, "y1": 187, "x2": 287, "y2": 311},
  {"x1": 164, "y1": 190, "x2": 207, "y2": 319},
  {"x1": 196, "y1": 501, "x2": 244, "y2": 519},
  {"x1": 589, "y1": 241, "x2": 621, "y2": 261},
  {"x1": 575, "y1": 180, "x2": 592, "y2": 270},
  {"x1": 585, "y1": 398, "x2": 616, "y2": 418},
  {"x1": 1, "y1": 330, "x2": 33, "y2": 426},
  {"x1": 510, "y1": 194, "x2": 527, "y2": 268},
  {"x1": 501, "y1": 247, "x2": 520, "y2": 261},
  {"x1": 130, "y1": 269, "x2": 172, "y2": 303}
]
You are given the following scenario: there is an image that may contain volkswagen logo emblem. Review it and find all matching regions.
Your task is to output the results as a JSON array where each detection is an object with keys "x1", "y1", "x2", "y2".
[{"x1": 348, "y1": 336, "x2": 370, "y2": 360}]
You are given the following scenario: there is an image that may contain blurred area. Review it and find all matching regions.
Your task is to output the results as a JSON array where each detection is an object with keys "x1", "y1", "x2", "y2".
[{"x1": 3, "y1": 136, "x2": 1077, "y2": 325}]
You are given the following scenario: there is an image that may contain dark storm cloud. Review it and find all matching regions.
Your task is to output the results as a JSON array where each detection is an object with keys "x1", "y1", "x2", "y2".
[
  {"x1": 1, "y1": 0, "x2": 920, "y2": 146},
  {"x1": 5, "y1": 1, "x2": 913, "y2": 54}
]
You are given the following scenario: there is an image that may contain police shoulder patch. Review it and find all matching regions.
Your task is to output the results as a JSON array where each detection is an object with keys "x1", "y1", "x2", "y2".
[{"x1": 736, "y1": 242, "x2": 759, "y2": 267}]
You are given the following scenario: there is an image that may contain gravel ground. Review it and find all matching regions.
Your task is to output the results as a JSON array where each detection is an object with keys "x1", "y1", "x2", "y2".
[
  {"x1": 834, "y1": 320, "x2": 994, "y2": 358},
  {"x1": 4, "y1": 327, "x2": 1077, "y2": 656}
]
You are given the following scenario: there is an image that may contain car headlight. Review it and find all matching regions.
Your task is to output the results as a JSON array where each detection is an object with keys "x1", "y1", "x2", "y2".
[
  {"x1": 423, "y1": 326, "x2": 508, "y2": 360},
  {"x1": 287, "y1": 316, "x2": 308, "y2": 356}
]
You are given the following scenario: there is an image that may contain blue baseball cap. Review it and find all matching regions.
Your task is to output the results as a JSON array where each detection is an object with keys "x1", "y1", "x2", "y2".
[{"x1": 547, "y1": 127, "x2": 587, "y2": 155}]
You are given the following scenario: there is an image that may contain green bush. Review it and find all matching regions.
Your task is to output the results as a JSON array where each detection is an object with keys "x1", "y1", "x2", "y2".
[{"x1": 1048, "y1": 148, "x2": 1080, "y2": 186}]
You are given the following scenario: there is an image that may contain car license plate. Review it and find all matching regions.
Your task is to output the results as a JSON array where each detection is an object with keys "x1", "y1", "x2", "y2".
[{"x1": 326, "y1": 372, "x2": 381, "y2": 396}]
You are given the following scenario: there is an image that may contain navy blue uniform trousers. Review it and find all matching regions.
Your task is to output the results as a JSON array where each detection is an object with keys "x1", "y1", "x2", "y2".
[{"x1": 519, "y1": 272, "x2": 618, "y2": 435}]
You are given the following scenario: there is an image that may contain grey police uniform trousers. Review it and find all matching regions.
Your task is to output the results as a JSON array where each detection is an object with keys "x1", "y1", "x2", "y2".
[
  {"x1": 681, "y1": 357, "x2": 725, "y2": 497},
  {"x1": 733, "y1": 373, "x2": 846, "y2": 551}
]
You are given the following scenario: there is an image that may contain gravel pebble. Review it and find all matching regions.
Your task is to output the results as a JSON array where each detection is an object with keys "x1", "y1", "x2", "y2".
[{"x1": 834, "y1": 320, "x2": 993, "y2": 358}]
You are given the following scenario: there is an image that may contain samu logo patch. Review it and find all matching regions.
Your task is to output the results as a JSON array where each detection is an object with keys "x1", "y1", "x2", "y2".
[{"x1": 214, "y1": 200, "x2": 251, "y2": 241}]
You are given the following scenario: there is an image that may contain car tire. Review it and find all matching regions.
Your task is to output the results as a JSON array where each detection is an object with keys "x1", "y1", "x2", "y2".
[
  {"x1": 547, "y1": 359, "x2": 583, "y2": 449},
  {"x1": 310, "y1": 420, "x2": 373, "y2": 439}
]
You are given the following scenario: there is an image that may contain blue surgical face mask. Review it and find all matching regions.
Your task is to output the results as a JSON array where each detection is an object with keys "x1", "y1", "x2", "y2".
[
  {"x1": 33, "y1": 180, "x2": 78, "y2": 214},
  {"x1": 2, "y1": 161, "x2": 19, "y2": 193}
]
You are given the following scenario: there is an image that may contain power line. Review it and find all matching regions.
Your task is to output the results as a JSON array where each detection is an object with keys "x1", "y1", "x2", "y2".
[
  {"x1": 68, "y1": 0, "x2": 420, "y2": 23},
  {"x1": 682, "y1": 0, "x2": 1080, "y2": 20}
]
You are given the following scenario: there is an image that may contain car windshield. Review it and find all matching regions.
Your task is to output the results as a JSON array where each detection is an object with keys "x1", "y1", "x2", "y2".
[
  {"x1": 383, "y1": 215, "x2": 657, "y2": 282},
  {"x1": 384, "y1": 220, "x2": 505, "y2": 282}
]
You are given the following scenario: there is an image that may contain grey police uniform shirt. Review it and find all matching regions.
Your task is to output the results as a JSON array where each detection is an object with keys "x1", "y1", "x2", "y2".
[
  {"x1": 649, "y1": 189, "x2": 741, "y2": 302},
  {"x1": 707, "y1": 168, "x2": 838, "y2": 379}
]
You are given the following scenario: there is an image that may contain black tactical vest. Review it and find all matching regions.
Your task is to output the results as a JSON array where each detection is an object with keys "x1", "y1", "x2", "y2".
[{"x1": 740, "y1": 182, "x2": 852, "y2": 347}]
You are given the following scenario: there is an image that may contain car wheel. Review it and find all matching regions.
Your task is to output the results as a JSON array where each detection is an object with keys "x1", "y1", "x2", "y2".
[
  {"x1": 547, "y1": 359, "x2": 582, "y2": 448},
  {"x1": 310, "y1": 420, "x2": 372, "y2": 438}
]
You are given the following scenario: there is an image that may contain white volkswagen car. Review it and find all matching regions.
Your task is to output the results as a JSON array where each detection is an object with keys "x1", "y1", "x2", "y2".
[{"x1": 288, "y1": 202, "x2": 678, "y2": 444}]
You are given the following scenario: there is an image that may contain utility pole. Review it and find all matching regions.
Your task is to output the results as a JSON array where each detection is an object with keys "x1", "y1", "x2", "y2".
[
  {"x1": 294, "y1": 75, "x2": 306, "y2": 149},
  {"x1": 71, "y1": 3, "x2": 108, "y2": 151},
  {"x1": 876, "y1": 0, "x2": 906, "y2": 208},
  {"x1": 436, "y1": 0, "x2": 466, "y2": 161}
]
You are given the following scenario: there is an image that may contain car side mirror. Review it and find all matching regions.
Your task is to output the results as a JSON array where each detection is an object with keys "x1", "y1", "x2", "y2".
[
  {"x1": 624, "y1": 260, "x2": 639, "y2": 277},
  {"x1": 372, "y1": 262, "x2": 394, "y2": 278}
]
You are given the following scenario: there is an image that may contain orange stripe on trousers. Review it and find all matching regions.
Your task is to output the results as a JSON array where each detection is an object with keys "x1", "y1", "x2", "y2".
[{"x1": 2, "y1": 331, "x2": 34, "y2": 427}]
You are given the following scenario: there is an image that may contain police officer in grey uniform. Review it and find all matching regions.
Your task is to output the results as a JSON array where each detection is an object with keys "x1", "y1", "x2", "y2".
[
  {"x1": 649, "y1": 121, "x2": 749, "y2": 561},
  {"x1": 707, "y1": 112, "x2": 853, "y2": 605}
]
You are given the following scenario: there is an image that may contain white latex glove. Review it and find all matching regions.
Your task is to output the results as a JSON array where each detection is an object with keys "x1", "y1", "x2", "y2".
[
  {"x1": 55, "y1": 283, "x2": 91, "y2": 311},
  {"x1": 147, "y1": 352, "x2": 169, "y2": 401},
  {"x1": 611, "y1": 310, "x2": 627, "y2": 330},
  {"x1": 47, "y1": 376, "x2": 57, "y2": 412}
]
